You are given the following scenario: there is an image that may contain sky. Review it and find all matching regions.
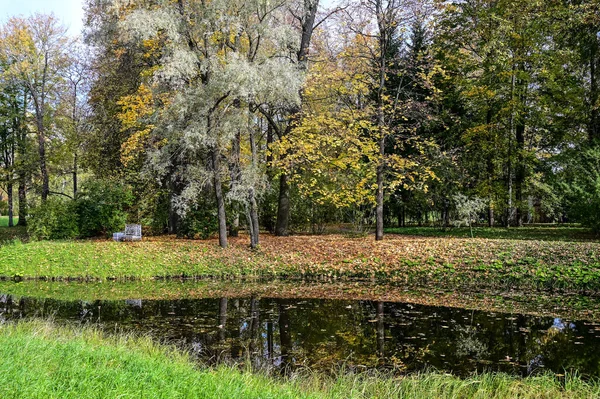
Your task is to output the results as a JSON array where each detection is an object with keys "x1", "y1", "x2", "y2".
[
  {"x1": 0, "y1": 0, "x2": 85, "y2": 35},
  {"x1": 0, "y1": 0, "x2": 338, "y2": 37}
]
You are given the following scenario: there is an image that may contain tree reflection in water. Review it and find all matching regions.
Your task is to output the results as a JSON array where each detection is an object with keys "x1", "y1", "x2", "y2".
[{"x1": 2, "y1": 295, "x2": 600, "y2": 377}]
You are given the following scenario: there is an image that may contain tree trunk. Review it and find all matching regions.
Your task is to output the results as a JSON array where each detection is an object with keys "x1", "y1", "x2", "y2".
[
  {"x1": 375, "y1": 81, "x2": 385, "y2": 241},
  {"x1": 376, "y1": 162, "x2": 384, "y2": 240},
  {"x1": 278, "y1": 299, "x2": 291, "y2": 370},
  {"x1": 230, "y1": 212, "x2": 240, "y2": 238},
  {"x1": 248, "y1": 127, "x2": 259, "y2": 248},
  {"x1": 36, "y1": 114, "x2": 49, "y2": 202},
  {"x1": 506, "y1": 62, "x2": 516, "y2": 228},
  {"x1": 247, "y1": 188, "x2": 260, "y2": 249},
  {"x1": 168, "y1": 193, "x2": 179, "y2": 235},
  {"x1": 486, "y1": 108, "x2": 495, "y2": 228},
  {"x1": 515, "y1": 120, "x2": 525, "y2": 227},
  {"x1": 444, "y1": 200, "x2": 450, "y2": 228},
  {"x1": 376, "y1": 301, "x2": 385, "y2": 358},
  {"x1": 374, "y1": 0, "x2": 387, "y2": 242},
  {"x1": 274, "y1": 0, "x2": 319, "y2": 237},
  {"x1": 212, "y1": 148, "x2": 228, "y2": 248},
  {"x1": 7, "y1": 183, "x2": 13, "y2": 227},
  {"x1": 514, "y1": 62, "x2": 527, "y2": 227},
  {"x1": 275, "y1": 174, "x2": 290, "y2": 236},
  {"x1": 73, "y1": 153, "x2": 78, "y2": 199},
  {"x1": 17, "y1": 180, "x2": 27, "y2": 227},
  {"x1": 266, "y1": 121, "x2": 274, "y2": 177},
  {"x1": 590, "y1": 40, "x2": 600, "y2": 143},
  {"x1": 218, "y1": 298, "x2": 228, "y2": 342},
  {"x1": 228, "y1": 130, "x2": 241, "y2": 238}
]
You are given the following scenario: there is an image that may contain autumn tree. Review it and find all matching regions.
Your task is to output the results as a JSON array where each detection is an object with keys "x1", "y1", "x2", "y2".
[
  {"x1": 273, "y1": 29, "x2": 378, "y2": 222},
  {"x1": 0, "y1": 14, "x2": 72, "y2": 201},
  {"x1": 118, "y1": 0, "x2": 304, "y2": 248},
  {"x1": 269, "y1": 0, "x2": 322, "y2": 237},
  {"x1": 338, "y1": 0, "x2": 438, "y2": 240},
  {"x1": 0, "y1": 79, "x2": 17, "y2": 225}
]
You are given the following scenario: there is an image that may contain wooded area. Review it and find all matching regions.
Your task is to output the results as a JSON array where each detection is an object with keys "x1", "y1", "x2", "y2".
[{"x1": 1, "y1": 0, "x2": 599, "y2": 247}]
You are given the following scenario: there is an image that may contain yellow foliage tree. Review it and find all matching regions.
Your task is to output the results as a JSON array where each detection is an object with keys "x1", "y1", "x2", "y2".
[{"x1": 273, "y1": 32, "x2": 378, "y2": 210}]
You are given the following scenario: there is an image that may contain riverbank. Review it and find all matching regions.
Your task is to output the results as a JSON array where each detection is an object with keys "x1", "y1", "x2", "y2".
[
  {"x1": 0, "y1": 320, "x2": 597, "y2": 399},
  {"x1": 3, "y1": 279, "x2": 600, "y2": 322},
  {"x1": 0, "y1": 234, "x2": 599, "y2": 292}
]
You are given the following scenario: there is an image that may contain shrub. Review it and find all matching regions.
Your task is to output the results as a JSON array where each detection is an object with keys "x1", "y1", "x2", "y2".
[
  {"x1": 28, "y1": 198, "x2": 79, "y2": 240},
  {"x1": 177, "y1": 197, "x2": 219, "y2": 239},
  {"x1": 561, "y1": 147, "x2": 600, "y2": 233},
  {"x1": 75, "y1": 180, "x2": 134, "y2": 238}
]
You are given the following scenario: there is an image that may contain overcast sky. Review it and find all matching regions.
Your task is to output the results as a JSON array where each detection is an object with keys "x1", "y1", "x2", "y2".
[{"x1": 0, "y1": 0, "x2": 85, "y2": 35}]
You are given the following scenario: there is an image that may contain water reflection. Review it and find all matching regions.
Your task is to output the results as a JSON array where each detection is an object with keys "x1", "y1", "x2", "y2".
[{"x1": 1, "y1": 294, "x2": 600, "y2": 377}]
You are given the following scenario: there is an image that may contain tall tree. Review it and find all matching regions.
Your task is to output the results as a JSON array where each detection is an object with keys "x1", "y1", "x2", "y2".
[
  {"x1": 272, "y1": 0, "x2": 321, "y2": 237},
  {"x1": 0, "y1": 14, "x2": 72, "y2": 201},
  {"x1": 344, "y1": 0, "x2": 437, "y2": 240},
  {"x1": 119, "y1": 0, "x2": 303, "y2": 248}
]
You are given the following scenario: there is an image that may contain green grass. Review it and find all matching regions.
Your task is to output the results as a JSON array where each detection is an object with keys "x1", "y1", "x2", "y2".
[
  {"x1": 385, "y1": 226, "x2": 597, "y2": 241},
  {"x1": 1, "y1": 320, "x2": 598, "y2": 398},
  {"x1": 0, "y1": 239, "x2": 232, "y2": 279},
  {"x1": 0, "y1": 217, "x2": 27, "y2": 243},
  {"x1": 0, "y1": 216, "x2": 17, "y2": 227},
  {"x1": 1, "y1": 233, "x2": 600, "y2": 293}
]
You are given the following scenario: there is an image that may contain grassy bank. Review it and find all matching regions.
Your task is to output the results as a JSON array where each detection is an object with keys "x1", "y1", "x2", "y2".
[
  {"x1": 0, "y1": 218, "x2": 25, "y2": 243},
  {"x1": 1, "y1": 234, "x2": 599, "y2": 292},
  {"x1": 0, "y1": 320, "x2": 598, "y2": 399},
  {"x1": 385, "y1": 226, "x2": 597, "y2": 241}
]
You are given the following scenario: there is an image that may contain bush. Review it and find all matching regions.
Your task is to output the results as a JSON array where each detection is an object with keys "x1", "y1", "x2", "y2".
[
  {"x1": 177, "y1": 197, "x2": 219, "y2": 239},
  {"x1": 75, "y1": 181, "x2": 134, "y2": 238},
  {"x1": 561, "y1": 147, "x2": 600, "y2": 233},
  {"x1": 28, "y1": 198, "x2": 79, "y2": 240}
]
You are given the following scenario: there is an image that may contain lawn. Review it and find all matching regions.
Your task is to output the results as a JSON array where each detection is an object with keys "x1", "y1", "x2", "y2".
[
  {"x1": 1, "y1": 321, "x2": 598, "y2": 399},
  {"x1": 0, "y1": 233, "x2": 599, "y2": 293},
  {"x1": 385, "y1": 226, "x2": 597, "y2": 241},
  {"x1": 0, "y1": 216, "x2": 15, "y2": 227},
  {"x1": 0, "y1": 217, "x2": 26, "y2": 243}
]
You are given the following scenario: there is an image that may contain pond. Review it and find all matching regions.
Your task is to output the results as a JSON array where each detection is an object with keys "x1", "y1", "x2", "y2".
[{"x1": 2, "y1": 288, "x2": 600, "y2": 378}]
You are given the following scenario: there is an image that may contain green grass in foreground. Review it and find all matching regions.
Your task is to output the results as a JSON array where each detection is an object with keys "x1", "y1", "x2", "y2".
[
  {"x1": 385, "y1": 226, "x2": 597, "y2": 241},
  {"x1": 0, "y1": 321, "x2": 598, "y2": 399},
  {"x1": 0, "y1": 216, "x2": 18, "y2": 227}
]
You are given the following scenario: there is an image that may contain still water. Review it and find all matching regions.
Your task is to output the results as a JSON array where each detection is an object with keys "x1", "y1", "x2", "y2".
[{"x1": 2, "y1": 293, "x2": 600, "y2": 377}]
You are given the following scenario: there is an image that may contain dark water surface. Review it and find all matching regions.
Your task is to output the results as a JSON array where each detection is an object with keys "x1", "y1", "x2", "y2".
[{"x1": 2, "y1": 293, "x2": 600, "y2": 377}]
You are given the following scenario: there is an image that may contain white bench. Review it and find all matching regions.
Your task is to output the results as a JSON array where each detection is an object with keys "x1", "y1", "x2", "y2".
[{"x1": 113, "y1": 224, "x2": 142, "y2": 241}]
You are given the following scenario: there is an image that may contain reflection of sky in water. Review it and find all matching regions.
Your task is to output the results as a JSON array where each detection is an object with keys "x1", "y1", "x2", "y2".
[
  {"x1": 551, "y1": 318, "x2": 576, "y2": 332},
  {"x1": 529, "y1": 319, "x2": 578, "y2": 374}
]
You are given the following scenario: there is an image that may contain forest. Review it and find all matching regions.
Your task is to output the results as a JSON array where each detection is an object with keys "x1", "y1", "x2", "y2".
[
  {"x1": 3, "y1": 2, "x2": 600, "y2": 397},
  {"x1": 0, "y1": 0, "x2": 599, "y2": 247}
]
